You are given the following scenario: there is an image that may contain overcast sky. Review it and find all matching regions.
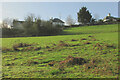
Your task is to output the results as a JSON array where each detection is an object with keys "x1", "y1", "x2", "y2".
[{"x1": 1, "y1": 2, "x2": 118, "y2": 23}]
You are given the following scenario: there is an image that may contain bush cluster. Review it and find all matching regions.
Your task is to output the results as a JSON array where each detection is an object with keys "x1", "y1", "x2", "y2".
[{"x1": 2, "y1": 15, "x2": 63, "y2": 38}]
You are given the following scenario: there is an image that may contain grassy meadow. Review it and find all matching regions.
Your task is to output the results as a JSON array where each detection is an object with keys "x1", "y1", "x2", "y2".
[{"x1": 2, "y1": 24, "x2": 119, "y2": 78}]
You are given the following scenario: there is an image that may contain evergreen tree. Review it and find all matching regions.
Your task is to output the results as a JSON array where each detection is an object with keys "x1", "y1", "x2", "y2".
[{"x1": 77, "y1": 7, "x2": 92, "y2": 24}]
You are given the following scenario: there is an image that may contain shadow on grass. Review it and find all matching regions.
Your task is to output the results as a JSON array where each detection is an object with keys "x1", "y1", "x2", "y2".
[
  {"x1": 59, "y1": 30, "x2": 99, "y2": 36},
  {"x1": 59, "y1": 31, "x2": 84, "y2": 35}
]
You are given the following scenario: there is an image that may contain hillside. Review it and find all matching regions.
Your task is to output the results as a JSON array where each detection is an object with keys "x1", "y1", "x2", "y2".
[{"x1": 2, "y1": 24, "x2": 118, "y2": 78}]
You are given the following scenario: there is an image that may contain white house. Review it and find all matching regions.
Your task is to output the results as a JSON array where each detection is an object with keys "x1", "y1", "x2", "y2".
[
  {"x1": 13, "y1": 20, "x2": 24, "y2": 29},
  {"x1": 103, "y1": 13, "x2": 117, "y2": 22},
  {"x1": 50, "y1": 18, "x2": 64, "y2": 26}
]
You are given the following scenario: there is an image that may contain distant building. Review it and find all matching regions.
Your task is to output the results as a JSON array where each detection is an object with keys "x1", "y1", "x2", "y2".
[
  {"x1": 13, "y1": 20, "x2": 24, "y2": 29},
  {"x1": 50, "y1": 18, "x2": 64, "y2": 26},
  {"x1": 103, "y1": 13, "x2": 118, "y2": 22}
]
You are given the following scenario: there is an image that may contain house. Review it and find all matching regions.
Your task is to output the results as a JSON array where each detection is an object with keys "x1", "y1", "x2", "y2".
[
  {"x1": 103, "y1": 13, "x2": 118, "y2": 22},
  {"x1": 13, "y1": 20, "x2": 24, "y2": 29},
  {"x1": 50, "y1": 18, "x2": 64, "y2": 26}
]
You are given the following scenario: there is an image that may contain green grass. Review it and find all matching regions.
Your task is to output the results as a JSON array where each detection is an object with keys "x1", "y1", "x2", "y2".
[
  {"x1": 2, "y1": 24, "x2": 119, "y2": 78},
  {"x1": 62, "y1": 24, "x2": 118, "y2": 35}
]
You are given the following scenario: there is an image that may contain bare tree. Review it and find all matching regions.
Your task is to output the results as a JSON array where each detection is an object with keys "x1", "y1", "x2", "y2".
[
  {"x1": 24, "y1": 13, "x2": 35, "y2": 22},
  {"x1": 0, "y1": 18, "x2": 13, "y2": 28},
  {"x1": 66, "y1": 15, "x2": 75, "y2": 25}
]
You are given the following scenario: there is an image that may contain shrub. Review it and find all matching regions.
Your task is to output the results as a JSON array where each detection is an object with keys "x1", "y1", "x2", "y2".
[{"x1": 2, "y1": 15, "x2": 63, "y2": 37}]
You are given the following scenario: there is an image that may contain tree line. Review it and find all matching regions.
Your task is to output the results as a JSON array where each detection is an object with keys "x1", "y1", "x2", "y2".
[
  {"x1": 66, "y1": 7, "x2": 119, "y2": 26},
  {"x1": 1, "y1": 6, "x2": 119, "y2": 37},
  {"x1": 1, "y1": 14, "x2": 63, "y2": 38}
]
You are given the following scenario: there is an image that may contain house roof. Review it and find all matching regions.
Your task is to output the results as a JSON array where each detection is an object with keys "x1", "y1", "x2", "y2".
[
  {"x1": 105, "y1": 16, "x2": 117, "y2": 19},
  {"x1": 51, "y1": 18, "x2": 64, "y2": 23},
  {"x1": 103, "y1": 13, "x2": 117, "y2": 20},
  {"x1": 13, "y1": 20, "x2": 24, "y2": 23}
]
